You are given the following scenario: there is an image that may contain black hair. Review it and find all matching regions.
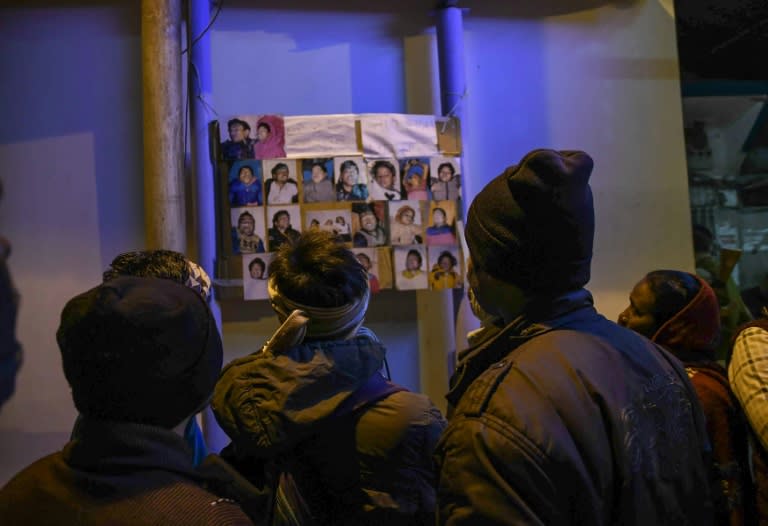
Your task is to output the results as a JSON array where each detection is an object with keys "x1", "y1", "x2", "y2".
[
  {"x1": 438, "y1": 250, "x2": 457, "y2": 268},
  {"x1": 406, "y1": 248, "x2": 423, "y2": 268},
  {"x1": 269, "y1": 230, "x2": 367, "y2": 308},
  {"x1": 311, "y1": 161, "x2": 328, "y2": 172},
  {"x1": 355, "y1": 252, "x2": 372, "y2": 267},
  {"x1": 258, "y1": 122, "x2": 271, "y2": 133},
  {"x1": 238, "y1": 165, "x2": 254, "y2": 176},
  {"x1": 272, "y1": 209, "x2": 290, "y2": 226},
  {"x1": 103, "y1": 249, "x2": 189, "y2": 285},
  {"x1": 337, "y1": 160, "x2": 360, "y2": 190},
  {"x1": 271, "y1": 162, "x2": 289, "y2": 176},
  {"x1": 437, "y1": 162, "x2": 456, "y2": 176},
  {"x1": 432, "y1": 207, "x2": 447, "y2": 220},
  {"x1": 372, "y1": 160, "x2": 395, "y2": 178},
  {"x1": 248, "y1": 257, "x2": 266, "y2": 276},
  {"x1": 643, "y1": 270, "x2": 701, "y2": 327},
  {"x1": 227, "y1": 118, "x2": 250, "y2": 131}
]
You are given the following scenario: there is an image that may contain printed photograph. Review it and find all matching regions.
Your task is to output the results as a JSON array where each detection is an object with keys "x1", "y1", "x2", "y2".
[
  {"x1": 301, "y1": 158, "x2": 336, "y2": 203},
  {"x1": 266, "y1": 204, "x2": 301, "y2": 252},
  {"x1": 400, "y1": 158, "x2": 430, "y2": 201},
  {"x1": 220, "y1": 116, "x2": 257, "y2": 161},
  {"x1": 305, "y1": 207, "x2": 352, "y2": 244},
  {"x1": 242, "y1": 252, "x2": 275, "y2": 301},
  {"x1": 388, "y1": 200, "x2": 425, "y2": 246},
  {"x1": 367, "y1": 158, "x2": 402, "y2": 201},
  {"x1": 426, "y1": 200, "x2": 458, "y2": 246},
  {"x1": 230, "y1": 206, "x2": 266, "y2": 255},
  {"x1": 264, "y1": 159, "x2": 299, "y2": 205},
  {"x1": 427, "y1": 246, "x2": 462, "y2": 290},
  {"x1": 428, "y1": 157, "x2": 461, "y2": 201},
  {"x1": 393, "y1": 245, "x2": 428, "y2": 290},
  {"x1": 353, "y1": 248, "x2": 383, "y2": 294},
  {"x1": 253, "y1": 114, "x2": 287, "y2": 160},
  {"x1": 334, "y1": 157, "x2": 369, "y2": 202},
  {"x1": 351, "y1": 202, "x2": 388, "y2": 248},
  {"x1": 228, "y1": 160, "x2": 263, "y2": 207}
]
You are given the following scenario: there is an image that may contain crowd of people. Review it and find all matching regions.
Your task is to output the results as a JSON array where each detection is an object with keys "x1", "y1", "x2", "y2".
[{"x1": 2, "y1": 148, "x2": 768, "y2": 525}]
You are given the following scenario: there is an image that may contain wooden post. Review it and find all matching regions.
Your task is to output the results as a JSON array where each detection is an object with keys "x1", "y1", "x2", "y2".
[{"x1": 141, "y1": 0, "x2": 185, "y2": 251}]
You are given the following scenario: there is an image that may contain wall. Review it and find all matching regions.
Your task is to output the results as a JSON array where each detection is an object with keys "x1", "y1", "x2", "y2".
[{"x1": 0, "y1": 0, "x2": 693, "y2": 484}]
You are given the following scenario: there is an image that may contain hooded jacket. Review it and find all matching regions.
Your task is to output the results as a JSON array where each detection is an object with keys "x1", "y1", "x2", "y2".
[
  {"x1": 0, "y1": 418, "x2": 260, "y2": 525},
  {"x1": 213, "y1": 333, "x2": 446, "y2": 526},
  {"x1": 651, "y1": 276, "x2": 751, "y2": 526},
  {"x1": 436, "y1": 289, "x2": 714, "y2": 526}
]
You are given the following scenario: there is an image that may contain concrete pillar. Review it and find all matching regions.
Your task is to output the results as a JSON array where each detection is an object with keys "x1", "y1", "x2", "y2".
[{"x1": 141, "y1": 0, "x2": 185, "y2": 251}]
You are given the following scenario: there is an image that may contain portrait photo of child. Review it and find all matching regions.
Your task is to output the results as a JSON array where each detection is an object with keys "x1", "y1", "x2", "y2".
[
  {"x1": 253, "y1": 115, "x2": 287, "y2": 160},
  {"x1": 427, "y1": 246, "x2": 462, "y2": 290},
  {"x1": 228, "y1": 160, "x2": 263, "y2": 207},
  {"x1": 351, "y1": 202, "x2": 388, "y2": 247},
  {"x1": 301, "y1": 158, "x2": 336, "y2": 203},
  {"x1": 400, "y1": 158, "x2": 430, "y2": 201},
  {"x1": 334, "y1": 157, "x2": 369, "y2": 202},
  {"x1": 428, "y1": 157, "x2": 461, "y2": 201},
  {"x1": 230, "y1": 206, "x2": 266, "y2": 255},
  {"x1": 264, "y1": 159, "x2": 300, "y2": 205},
  {"x1": 242, "y1": 252, "x2": 275, "y2": 301},
  {"x1": 367, "y1": 158, "x2": 402, "y2": 201},
  {"x1": 388, "y1": 200, "x2": 425, "y2": 246},
  {"x1": 393, "y1": 245, "x2": 428, "y2": 291},
  {"x1": 426, "y1": 200, "x2": 458, "y2": 246}
]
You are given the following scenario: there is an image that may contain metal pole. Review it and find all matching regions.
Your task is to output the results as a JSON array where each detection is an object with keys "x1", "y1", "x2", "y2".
[
  {"x1": 141, "y1": 0, "x2": 185, "y2": 252},
  {"x1": 187, "y1": 0, "x2": 228, "y2": 453},
  {"x1": 435, "y1": 2, "x2": 480, "y2": 362}
]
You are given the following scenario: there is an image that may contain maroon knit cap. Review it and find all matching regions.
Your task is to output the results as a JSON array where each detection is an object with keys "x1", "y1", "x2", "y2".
[{"x1": 465, "y1": 149, "x2": 595, "y2": 293}]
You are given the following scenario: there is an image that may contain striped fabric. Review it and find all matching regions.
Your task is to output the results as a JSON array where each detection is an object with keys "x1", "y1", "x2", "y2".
[{"x1": 729, "y1": 326, "x2": 768, "y2": 450}]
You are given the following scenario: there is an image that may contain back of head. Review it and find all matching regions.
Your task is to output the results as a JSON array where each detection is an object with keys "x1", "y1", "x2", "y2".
[
  {"x1": 268, "y1": 230, "x2": 369, "y2": 339},
  {"x1": 465, "y1": 149, "x2": 594, "y2": 295},
  {"x1": 103, "y1": 249, "x2": 212, "y2": 302},
  {"x1": 645, "y1": 270, "x2": 720, "y2": 355},
  {"x1": 57, "y1": 276, "x2": 222, "y2": 427}
]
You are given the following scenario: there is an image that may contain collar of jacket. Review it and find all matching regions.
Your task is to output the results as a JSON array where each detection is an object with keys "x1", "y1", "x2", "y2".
[
  {"x1": 447, "y1": 289, "x2": 596, "y2": 409},
  {"x1": 64, "y1": 417, "x2": 199, "y2": 477}
]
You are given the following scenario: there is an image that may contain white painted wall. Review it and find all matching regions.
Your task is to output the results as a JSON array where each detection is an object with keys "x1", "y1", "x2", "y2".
[{"x1": 0, "y1": 0, "x2": 693, "y2": 484}]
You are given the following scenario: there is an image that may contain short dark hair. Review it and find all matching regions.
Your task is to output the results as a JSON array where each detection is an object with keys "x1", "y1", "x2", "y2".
[
  {"x1": 271, "y1": 162, "x2": 289, "y2": 176},
  {"x1": 355, "y1": 252, "x2": 372, "y2": 267},
  {"x1": 258, "y1": 122, "x2": 271, "y2": 133},
  {"x1": 238, "y1": 165, "x2": 254, "y2": 176},
  {"x1": 437, "y1": 162, "x2": 455, "y2": 176},
  {"x1": 644, "y1": 270, "x2": 701, "y2": 327},
  {"x1": 372, "y1": 160, "x2": 395, "y2": 178},
  {"x1": 103, "y1": 249, "x2": 189, "y2": 284},
  {"x1": 406, "y1": 248, "x2": 423, "y2": 268},
  {"x1": 311, "y1": 161, "x2": 328, "y2": 173},
  {"x1": 269, "y1": 230, "x2": 367, "y2": 308},
  {"x1": 249, "y1": 257, "x2": 266, "y2": 276},
  {"x1": 272, "y1": 210, "x2": 290, "y2": 225},
  {"x1": 228, "y1": 118, "x2": 250, "y2": 131},
  {"x1": 438, "y1": 250, "x2": 457, "y2": 268}
]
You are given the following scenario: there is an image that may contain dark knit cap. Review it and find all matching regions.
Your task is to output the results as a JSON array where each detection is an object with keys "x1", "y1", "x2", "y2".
[
  {"x1": 57, "y1": 276, "x2": 222, "y2": 428},
  {"x1": 465, "y1": 149, "x2": 595, "y2": 293}
]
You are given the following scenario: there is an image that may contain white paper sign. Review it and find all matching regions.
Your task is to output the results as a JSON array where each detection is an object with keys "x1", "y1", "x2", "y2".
[
  {"x1": 284, "y1": 114, "x2": 359, "y2": 158},
  {"x1": 359, "y1": 114, "x2": 438, "y2": 158}
]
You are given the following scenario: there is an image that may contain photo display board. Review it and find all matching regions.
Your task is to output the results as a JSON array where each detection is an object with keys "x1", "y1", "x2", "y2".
[{"x1": 213, "y1": 113, "x2": 464, "y2": 300}]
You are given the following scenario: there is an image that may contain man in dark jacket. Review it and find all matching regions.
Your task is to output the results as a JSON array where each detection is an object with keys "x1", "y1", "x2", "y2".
[
  {"x1": 435, "y1": 149, "x2": 714, "y2": 525},
  {"x1": 0, "y1": 277, "x2": 261, "y2": 525},
  {"x1": 213, "y1": 229, "x2": 446, "y2": 526}
]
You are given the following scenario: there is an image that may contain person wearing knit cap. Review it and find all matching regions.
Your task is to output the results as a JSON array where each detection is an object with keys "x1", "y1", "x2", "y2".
[
  {"x1": 213, "y1": 229, "x2": 446, "y2": 526},
  {"x1": 619, "y1": 270, "x2": 752, "y2": 526},
  {"x1": 0, "y1": 277, "x2": 259, "y2": 525},
  {"x1": 435, "y1": 149, "x2": 714, "y2": 525}
]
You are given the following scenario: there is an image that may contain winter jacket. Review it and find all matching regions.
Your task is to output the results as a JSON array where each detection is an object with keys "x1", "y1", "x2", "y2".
[
  {"x1": 436, "y1": 289, "x2": 714, "y2": 526},
  {"x1": 0, "y1": 418, "x2": 262, "y2": 525},
  {"x1": 213, "y1": 333, "x2": 446, "y2": 526}
]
